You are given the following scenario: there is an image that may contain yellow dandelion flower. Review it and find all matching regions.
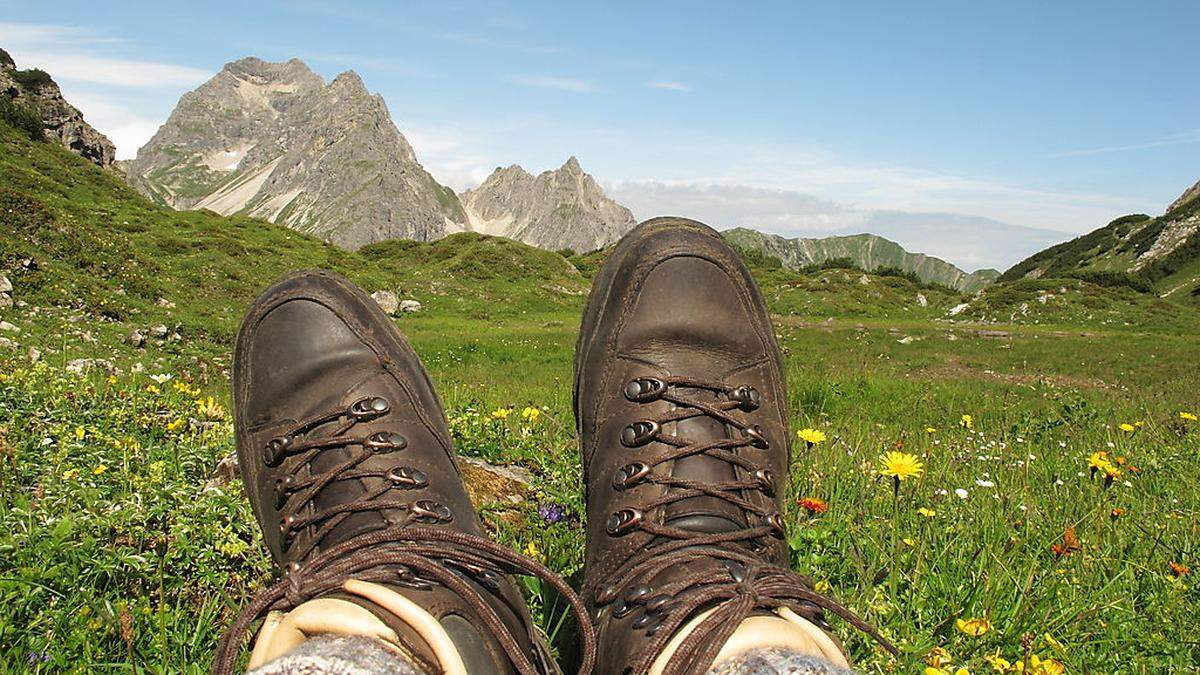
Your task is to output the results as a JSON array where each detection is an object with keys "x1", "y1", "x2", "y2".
[
  {"x1": 1118, "y1": 423, "x2": 1135, "y2": 433},
  {"x1": 1087, "y1": 451, "x2": 1111, "y2": 471},
  {"x1": 520, "y1": 406, "x2": 541, "y2": 421},
  {"x1": 1028, "y1": 654, "x2": 1065, "y2": 675},
  {"x1": 956, "y1": 617, "x2": 992, "y2": 637},
  {"x1": 1180, "y1": 412, "x2": 1197, "y2": 421},
  {"x1": 879, "y1": 451, "x2": 924, "y2": 481},
  {"x1": 918, "y1": 507, "x2": 938, "y2": 517},
  {"x1": 797, "y1": 428, "x2": 827, "y2": 445},
  {"x1": 490, "y1": 408, "x2": 511, "y2": 420},
  {"x1": 960, "y1": 414, "x2": 974, "y2": 429},
  {"x1": 92, "y1": 465, "x2": 108, "y2": 476}
]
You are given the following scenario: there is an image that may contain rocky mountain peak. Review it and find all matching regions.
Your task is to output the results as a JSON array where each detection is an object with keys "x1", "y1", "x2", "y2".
[
  {"x1": 461, "y1": 156, "x2": 636, "y2": 252},
  {"x1": 0, "y1": 48, "x2": 116, "y2": 167},
  {"x1": 126, "y1": 56, "x2": 465, "y2": 249}
]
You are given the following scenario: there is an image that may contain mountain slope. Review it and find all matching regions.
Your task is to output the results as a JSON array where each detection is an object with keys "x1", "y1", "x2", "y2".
[
  {"x1": 460, "y1": 157, "x2": 636, "y2": 252},
  {"x1": 723, "y1": 227, "x2": 998, "y2": 292},
  {"x1": 127, "y1": 57, "x2": 465, "y2": 249},
  {"x1": 999, "y1": 181, "x2": 1200, "y2": 299}
]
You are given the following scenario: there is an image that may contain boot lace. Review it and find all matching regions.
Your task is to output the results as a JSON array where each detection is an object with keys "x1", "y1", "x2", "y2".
[
  {"x1": 592, "y1": 376, "x2": 897, "y2": 674},
  {"x1": 213, "y1": 396, "x2": 597, "y2": 675}
]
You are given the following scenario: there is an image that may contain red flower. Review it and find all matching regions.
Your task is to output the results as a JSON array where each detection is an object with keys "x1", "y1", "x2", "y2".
[{"x1": 798, "y1": 497, "x2": 829, "y2": 514}]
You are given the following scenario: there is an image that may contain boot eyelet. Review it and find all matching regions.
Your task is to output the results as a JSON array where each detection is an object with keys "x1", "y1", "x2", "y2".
[
  {"x1": 743, "y1": 425, "x2": 769, "y2": 449},
  {"x1": 365, "y1": 431, "x2": 407, "y2": 452},
  {"x1": 753, "y1": 468, "x2": 776, "y2": 496},
  {"x1": 646, "y1": 619, "x2": 665, "y2": 636},
  {"x1": 723, "y1": 559, "x2": 749, "y2": 583},
  {"x1": 612, "y1": 598, "x2": 633, "y2": 618},
  {"x1": 766, "y1": 512, "x2": 786, "y2": 538},
  {"x1": 273, "y1": 475, "x2": 296, "y2": 508},
  {"x1": 624, "y1": 377, "x2": 667, "y2": 403},
  {"x1": 350, "y1": 396, "x2": 390, "y2": 420},
  {"x1": 624, "y1": 584, "x2": 652, "y2": 604},
  {"x1": 265, "y1": 436, "x2": 291, "y2": 465},
  {"x1": 621, "y1": 421, "x2": 660, "y2": 447},
  {"x1": 411, "y1": 499, "x2": 453, "y2": 524},
  {"x1": 730, "y1": 385, "x2": 761, "y2": 411},
  {"x1": 632, "y1": 612, "x2": 656, "y2": 629},
  {"x1": 387, "y1": 466, "x2": 428, "y2": 489},
  {"x1": 645, "y1": 593, "x2": 672, "y2": 612},
  {"x1": 613, "y1": 462, "x2": 652, "y2": 490},
  {"x1": 606, "y1": 508, "x2": 643, "y2": 536}
]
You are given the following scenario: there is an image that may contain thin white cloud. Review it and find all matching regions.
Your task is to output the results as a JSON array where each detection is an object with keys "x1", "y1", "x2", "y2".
[
  {"x1": 300, "y1": 51, "x2": 439, "y2": 79},
  {"x1": 647, "y1": 80, "x2": 690, "y2": 92},
  {"x1": 504, "y1": 75, "x2": 600, "y2": 93},
  {"x1": 403, "y1": 124, "x2": 497, "y2": 191},
  {"x1": 1046, "y1": 130, "x2": 1200, "y2": 158},
  {"x1": 10, "y1": 50, "x2": 210, "y2": 88}
]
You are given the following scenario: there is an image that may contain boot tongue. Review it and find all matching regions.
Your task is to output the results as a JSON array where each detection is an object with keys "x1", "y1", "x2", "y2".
[{"x1": 659, "y1": 383, "x2": 747, "y2": 535}]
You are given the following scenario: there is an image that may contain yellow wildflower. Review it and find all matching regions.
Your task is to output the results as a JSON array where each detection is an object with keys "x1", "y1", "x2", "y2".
[
  {"x1": 195, "y1": 396, "x2": 226, "y2": 420},
  {"x1": 92, "y1": 465, "x2": 108, "y2": 476},
  {"x1": 74, "y1": 427, "x2": 85, "y2": 441},
  {"x1": 955, "y1": 617, "x2": 992, "y2": 637},
  {"x1": 903, "y1": 537, "x2": 917, "y2": 547},
  {"x1": 490, "y1": 408, "x2": 511, "y2": 420},
  {"x1": 1028, "y1": 655, "x2": 1065, "y2": 675},
  {"x1": 520, "y1": 406, "x2": 541, "y2": 421},
  {"x1": 925, "y1": 647, "x2": 953, "y2": 668},
  {"x1": 984, "y1": 653, "x2": 1012, "y2": 672},
  {"x1": 918, "y1": 507, "x2": 938, "y2": 517},
  {"x1": 1042, "y1": 633, "x2": 1065, "y2": 653},
  {"x1": 1087, "y1": 450, "x2": 1112, "y2": 473},
  {"x1": 925, "y1": 426, "x2": 938, "y2": 433},
  {"x1": 797, "y1": 428, "x2": 827, "y2": 445},
  {"x1": 166, "y1": 418, "x2": 185, "y2": 433},
  {"x1": 1118, "y1": 423, "x2": 1135, "y2": 433},
  {"x1": 925, "y1": 668, "x2": 970, "y2": 675},
  {"x1": 146, "y1": 384, "x2": 160, "y2": 394},
  {"x1": 879, "y1": 451, "x2": 924, "y2": 481},
  {"x1": 522, "y1": 541, "x2": 543, "y2": 561},
  {"x1": 960, "y1": 414, "x2": 974, "y2": 429},
  {"x1": 106, "y1": 375, "x2": 118, "y2": 385},
  {"x1": 62, "y1": 468, "x2": 80, "y2": 480},
  {"x1": 1180, "y1": 412, "x2": 1197, "y2": 421}
]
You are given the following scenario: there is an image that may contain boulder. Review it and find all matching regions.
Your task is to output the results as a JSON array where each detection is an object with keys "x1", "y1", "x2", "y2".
[
  {"x1": 399, "y1": 299, "x2": 422, "y2": 313},
  {"x1": 0, "y1": 321, "x2": 19, "y2": 333},
  {"x1": 371, "y1": 290, "x2": 400, "y2": 316},
  {"x1": 0, "y1": 276, "x2": 11, "y2": 293}
]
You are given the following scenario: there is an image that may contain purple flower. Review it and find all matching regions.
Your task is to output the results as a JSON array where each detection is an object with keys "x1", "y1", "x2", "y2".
[
  {"x1": 27, "y1": 651, "x2": 49, "y2": 664},
  {"x1": 537, "y1": 502, "x2": 567, "y2": 523}
]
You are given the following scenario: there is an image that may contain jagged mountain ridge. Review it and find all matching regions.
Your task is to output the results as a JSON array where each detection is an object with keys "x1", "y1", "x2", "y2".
[
  {"x1": 1000, "y1": 180, "x2": 1200, "y2": 298},
  {"x1": 0, "y1": 47, "x2": 115, "y2": 167},
  {"x1": 723, "y1": 227, "x2": 999, "y2": 292},
  {"x1": 127, "y1": 57, "x2": 465, "y2": 249},
  {"x1": 460, "y1": 157, "x2": 636, "y2": 252}
]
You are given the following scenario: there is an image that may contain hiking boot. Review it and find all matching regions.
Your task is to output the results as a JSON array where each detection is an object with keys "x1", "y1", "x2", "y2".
[
  {"x1": 573, "y1": 219, "x2": 894, "y2": 674},
  {"x1": 214, "y1": 270, "x2": 593, "y2": 675}
]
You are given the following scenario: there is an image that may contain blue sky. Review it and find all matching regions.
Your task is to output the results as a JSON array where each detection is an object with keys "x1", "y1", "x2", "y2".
[{"x1": 1, "y1": 1, "x2": 1197, "y2": 270}]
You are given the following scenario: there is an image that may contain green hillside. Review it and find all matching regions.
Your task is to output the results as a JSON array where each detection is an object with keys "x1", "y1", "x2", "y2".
[
  {"x1": 724, "y1": 227, "x2": 1000, "y2": 292},
  {"x1": 2, "y1": 118, "x2": 1199, "y2": 673},
  {"x1": 999, "y1": 187, "x2": 1200, "y2": 300}
]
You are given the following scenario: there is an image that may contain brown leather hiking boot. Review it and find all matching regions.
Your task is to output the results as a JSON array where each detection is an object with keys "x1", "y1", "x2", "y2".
[
  {"x1": 574, "y1": 218, "x2": 894, "y2": 674},
  {"x1": 214, "y1": 270, "x2": 594, "y2": 675}
]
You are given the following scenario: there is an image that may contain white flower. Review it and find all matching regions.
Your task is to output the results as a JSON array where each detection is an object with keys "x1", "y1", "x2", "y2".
[
  {"x1": 975, "y1": 479, "x2": 996, "y2": 488},
  {"x1": 1106, "y1": 441, "x2": 1115, "y2": 448},
  {"x1": 150, "y1": 373, "x2": 173, "y2": 384},
  {"x1": 955, "y1": 488, "x2": 969, "y2": 499},
  {"x1": 935, "y1": 488, "x2": 948, "y2": 496}
]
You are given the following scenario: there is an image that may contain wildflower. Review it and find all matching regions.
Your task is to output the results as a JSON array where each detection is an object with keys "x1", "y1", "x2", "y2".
[
  {"x1": 537, "y1": 502, "x2": 567, "y2": 523},
  {"x1": 960, "y1": 414, "x2": 974, "y2": 429},
  {"x1": 1042, "y1": 633, "x2": 1065, "y2": 653},
  {"x1": 798, "y1": 496, "x2": 828, "y2": 514},
  {"x1": 62, "y1": 468, "x2": 80, "y2": 480},
  {"x1": 490, "y1": 408, "x2": 511, "y2": 420},
  {"x1": 925, "y1": 647, "x2": 953, "y2": 668},
  {"x1": 166, "y1": 418, "x2": 185, "y2": 433},
  {"x1": 955, "y1": 488, "x2": 969, "y2": 499},
  {"x1": 813, "y1": 579, "x2": 831, "y2": 593},
  {"x1": 924, "y1": 668, "x2": 969, "y2": 675},
  {"x1": 149, "y1": 373, "x2": 173, "y2": 384},
  {"x1": 1051, "y1": 526, "x2": 1081, "y2": 558},
  {"x1": 74, "y1": 426, "x2": 85, "y2": 441},
  {"x1": 106, "y1": 375, "x2": 118, "y2": 385},
  {"x1": 1168, "y1": 562, "x2": 1190, "y2": 577},
  {"x1": 955, "y1": 617, "x2": 992, "y2": 637},
  {"x1": 878, "y1": 451, "x2": 924, "y2": 481},
  {"x1": 918, "y1": 507, "x2": 938, "y2": 517},
  {"x1": 975, "y1": 479, "x2": 996, "y2": 488},
  {"x1": 903, "y1": 537, "x2": 917, "y2": 547},
  {"x1": 984, "y1": 653, "x2": 1013, "y2": 672},
  {"x1": 1028, "y1": 654, "x2": 1065, "y2": 675},
  {"x1": 797, "y1": 428, "x2": 827, "y2": 446},
  {"x1": 1110, "y1": 507, "x2": 1125, "y2": 520},
  {"x1": 146, "y1": 384, "x2": 160, "y2": 394},
  {"x1": 522, "y1": 541, "x2": 543, "y2": 561},
  {"x1": 1118, "y1": 423, "x2": 1135, "y2": 433},
  {"x1": 520, "y1": 406, "x2": 541, "y2": 421},
  {"x1": 925, "y1": 427, "x2": 938, "y2": 433},
  {"x1": 92, "y1": 465, "x2": 108, "y2": 476},
  {"x1": 1180, "y1": 412, "x2": 1198, "y2": 421},
  {"x1": 195, "y1": 396, "x2": 225, "y2": 420}
]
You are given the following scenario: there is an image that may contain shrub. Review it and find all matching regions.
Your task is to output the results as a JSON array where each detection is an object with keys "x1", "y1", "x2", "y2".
[
  {"x1": 12, "y1": 68, "x2": 55, "y2": 90},
  {"x1": 0, "y1": 97, "x2": 44, "y2": 141},
  {"x1": 1066, "y1": 270, "x2": 1153, "y2": 293}
]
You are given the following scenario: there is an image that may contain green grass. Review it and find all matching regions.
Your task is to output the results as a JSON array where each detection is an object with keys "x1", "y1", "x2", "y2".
[{"x1": 1, "y1": 120, "x2": 1199, "y2": 673}]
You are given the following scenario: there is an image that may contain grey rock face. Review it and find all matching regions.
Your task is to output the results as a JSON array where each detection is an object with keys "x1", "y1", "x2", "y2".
[
  {"x1": 127, "y1": 57, "x2": 466, "y2": 249},
  {"x1": 1167, "y1": 180, "x2": 1200, "y2": 214},
  {"x1": 0, "y1": 50, "x2": 116, "y2": 167},
  {"x1": 460, "y1": 157, "x2": 637, "y2": 253}
]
